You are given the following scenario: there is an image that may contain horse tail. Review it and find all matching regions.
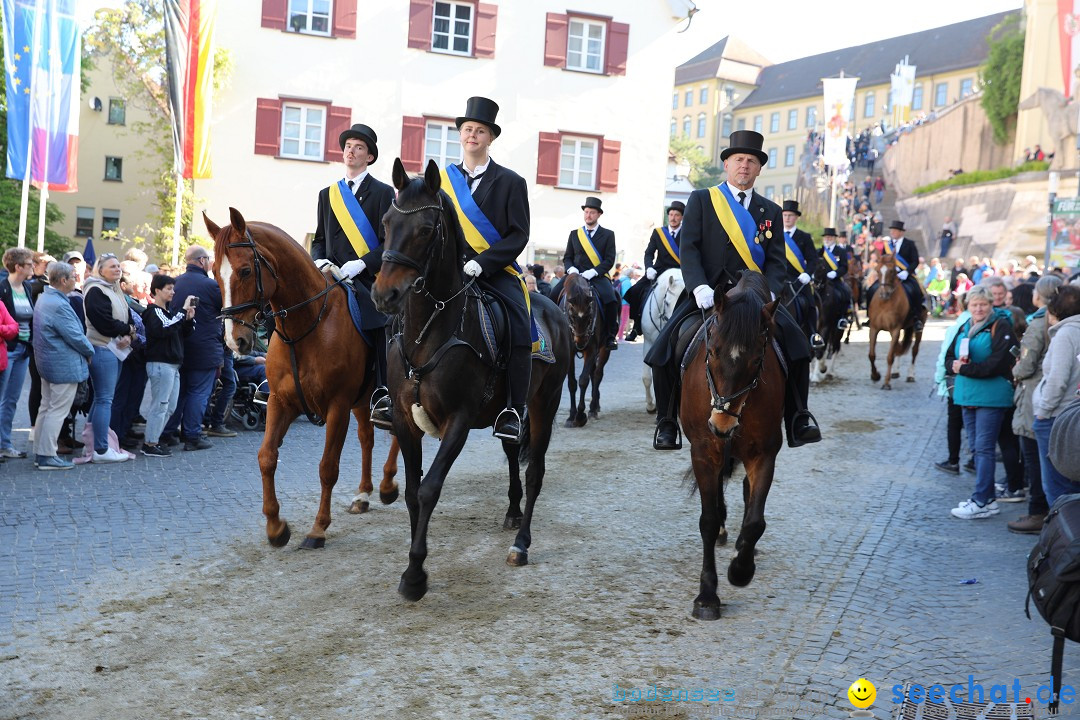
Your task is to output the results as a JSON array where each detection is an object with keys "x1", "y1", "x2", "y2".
[
  {"x1": 898, "y1": 326, "x2": 914, "y2": 355},
  {"x1": 517, "y1": 421, "x2": 532, "y2": 466}
]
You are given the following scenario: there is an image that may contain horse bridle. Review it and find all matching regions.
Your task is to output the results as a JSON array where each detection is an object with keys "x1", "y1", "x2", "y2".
[
  {"x1": 703, "y1": 313, "x2": 770, "y2": 421},
  {"x1": 560, "y1": 279, "x2": 597, "y2": 352}
]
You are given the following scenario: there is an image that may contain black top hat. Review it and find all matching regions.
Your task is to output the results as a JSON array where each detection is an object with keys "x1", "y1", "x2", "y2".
[
  {"x1": 581, "y1": 196, "x2": 603, "y2": 214},
  {"x1": 888, "y1": 220, "x2": 905, "y2": 231},
  {"x1": 338, "y1": 123, "x2": 379, "y2": 163},
  {"x1": 781, "y1": 200, "x2": 801, "y2": 216},
  {"x1": 456, "y1": 96, "x2": 502, "y2": 138},
  {"x1": 822, "y1": 227, "x2": 838, "y2": 237},
  {"x1": 720, "y1": 130, "x2": 769, "y2": 165},
  {"x1": 666, "y1": 201, "x2": 686, "y2": 214}
]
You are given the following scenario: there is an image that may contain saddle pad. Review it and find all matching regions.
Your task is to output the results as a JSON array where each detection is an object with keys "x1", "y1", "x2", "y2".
[
  {"x1": 479, "y1": 301, "x2": 555, "y2": 364},
  {"x1": 345, "y1": 286, "x2": 373, "y2": 346}
]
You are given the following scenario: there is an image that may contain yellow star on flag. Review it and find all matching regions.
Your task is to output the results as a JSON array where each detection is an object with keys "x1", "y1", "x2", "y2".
[
  {"x1": 12, "y1": 77, "x2": 19, "y2": 86},
  {"x1": 23, "y1": 87, "x2": 29, "y2": 94},
  {"x1": 22, "y1": 45, "x2": 29, "y2": 53},
  {"x1": 13, "y1": 53, "x2": 20, "y2": 61}
]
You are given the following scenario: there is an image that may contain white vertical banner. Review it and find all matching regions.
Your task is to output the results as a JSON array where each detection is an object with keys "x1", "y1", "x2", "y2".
[
  {"x1": 890, "y1": 61, "x2": 917, "y2": 110},
  {"x1": 822, "y1": 77, "x2": 858, "y2": 167}
]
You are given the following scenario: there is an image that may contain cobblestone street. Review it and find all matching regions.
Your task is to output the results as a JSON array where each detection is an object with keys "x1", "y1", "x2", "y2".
[{"x1": 2, "y1": 319, "x2": 1076, "y2": 719}]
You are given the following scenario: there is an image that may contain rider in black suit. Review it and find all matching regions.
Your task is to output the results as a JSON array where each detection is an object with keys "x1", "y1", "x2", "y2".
[
  {"x1": 624, "y1": 201, "x2": 684, "y2": 342},
  {"x1": 310, "y1": 123, "x2": 395, "y2": 428},
  {"x1": 818, "y1": 227, "x2": 853, "y2": 315},
  {"x1": 780, "y1": 199, "x2": 822, "y2": 349},
  {"x1": 645, "y1": 130, "x2": 821, "y2": 450},
  {"x1": 866, "y1": 220, "x2": 924, "y2": 331}
]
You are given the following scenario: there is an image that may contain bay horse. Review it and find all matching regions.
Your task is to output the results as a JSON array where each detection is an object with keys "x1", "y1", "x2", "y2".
[
  {"x1": 559, "y1": 272, "x2": 612, "y2": 427},
  {"x1": 680, "y1": 272, "x2": 784, "y2": 620},
  {"x1": 642, "y1": 268, "x2": 685, "y2": 414},
  {"x1": 203, "y1": 209, "x2": 399, "y2": 550},
  {"x1": 372, "y1": 159, "x2": 572, "y2": 602},
  {"x1": 866, "y1": 252, "x2": 925, "y2": 390},
  {"x1": 843, "y1": 253, "x2": 864, "y2": 340},
  {"x1": 810, "y1": 264, "x2": 846, "y2": 383}
]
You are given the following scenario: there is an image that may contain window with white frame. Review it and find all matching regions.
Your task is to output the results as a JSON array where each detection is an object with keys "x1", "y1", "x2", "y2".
[
  {"x1": 288, "y1": 0, "x2": 331, "y2": 36},
  {"x1": 782, "y1": 184, "x2": 792, "y2": 198},
  {"x1": 959, "y1": 78, "x2": 973, "y2": 98},
  {"x1": 699, "y1": 87, "x2": 708, "y2": 104},
  {"x1": 753, "y1": 115, "x2": 762, "y2": 132},
  {"x1": 764, "y1": 186, "x2": 775, "y2": 201},
  {"x1": 806, "y1": 105, "x2": 816, "y2": 128},
  {"x1": 784, "y1": 145, "x2": 795, "y2": 166},
  {"x1": 787, "y1": 109, "x2": 797, "y2": 130},
  {"x1": 670, "y1": 118, "x2": 676, "y2": 138},
  {"x1": 424, "y1": 121, "x2": 461, "y2": 168},
  {"x1": 559, "y1": 136, "x2": 597, "y2": 189},
  {"x1": 682, "y1": 115, "x2": 690, "y2": 137},
  {"x1": 566, "y1": 18, "x2": 605, "y2": 73},
  {"x1": 280, "y1": 103, "x2": 326, "y2": 160},
  {"x1": 101, "y1": 208, "x2": 120, "y2": 233},
  {"x1": 912, "y1": 84, "x2": 924, "y2": 110},
  {"x1": 721, "y1": 112, "x2": 732, "y2": 138},
  {"x1": 863, "y1": 91, "x2": 875, "y2": 118},
  {"x1": 697, "y1": 113, "x2": 706, "y2": 138},
  {"x1": 769, "y1": 112, "x2": 779, "y2": 133},
  {"x1": 934, "y1": 82, "x2": 947, "y2": 107},
  {"x1": 432, "y1": 1, "x2": 473, "y2": 55},
  {"x1": 684, "y1": 89, "x2": 693, "y2": 107},
  {"x1": 672, "y1": 93, "x2": 677, "y2": 109},
  {"x1": 75, "y1": 207, "x2": 94, "y2": 237},
  {"x1": 767, "y1": 148, "x2": 777, "y2": 169},
  {"x1": 736, "y1": 118, "x2": 745, "y2": 131}
]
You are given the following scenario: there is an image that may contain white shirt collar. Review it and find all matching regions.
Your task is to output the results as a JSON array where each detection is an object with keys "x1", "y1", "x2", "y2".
[
  {"x1": 668, "y1": 225, "x2": 680, "y2": 234},
  {"x1": 725, "y1": 182, "x2": 753, "y2": 207},
  {"x1": 462, "y1": 158, "x2": 490, "y2": 176},
  {"x1": 343, "y1": 170, "x2": 368, "y2": 191}
]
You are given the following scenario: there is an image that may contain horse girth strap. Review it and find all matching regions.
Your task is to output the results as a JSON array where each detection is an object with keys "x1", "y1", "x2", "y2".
[{"x1": 286, "y1": 341, "x2": 325, "y2": 427}]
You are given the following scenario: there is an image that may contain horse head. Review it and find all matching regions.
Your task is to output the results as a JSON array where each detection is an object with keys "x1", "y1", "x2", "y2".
[
  {"x1": 205, "y1": 208, "x2": 284, "y2": 355},
  {"x1": 875, "y1": 253, "x2": 899, "y2": 299},
  {"x1": 657, "y1": 269, "x2": 685, "y2": 321},
  {"x1": 374, "y1": 159, "x2": 459, "y2": 315},
  {"x1": 561, "y1": 272, "x2": 596, "y2": 351},
  {"x1": 812, "y1": 262, "x2": 830, "y2": 290},
  {"x1": 704, "y1": 272, "x2": 777, "y2": 439}
]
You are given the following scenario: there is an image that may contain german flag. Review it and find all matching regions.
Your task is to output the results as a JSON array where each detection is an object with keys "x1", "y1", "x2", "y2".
[{"x1": 164, "y1": 0, "x2": 216, "y2": 179}]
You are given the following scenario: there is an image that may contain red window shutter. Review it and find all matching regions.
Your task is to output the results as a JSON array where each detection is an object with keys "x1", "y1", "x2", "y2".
[
  {"x1": 597, "y1": 138, "x2": 621, "y2": 192},
  {"x1": 536, "y1": 132, "x2": 561, "y2": 186},
  {"x1": 400, "y1": 116, "x2": 426, "y2": 173},
  {"x1": 254, "y1": 98, "x2": 282, "y2": 156},
  {"x1": 332, "y1": 0, "x2": 357, "y2": 38},
  {"x1": 408, "y1": 0, "x2": 434, "y2": 50},
  {"x1": 543, "y1": 13, "x2": 567, "y2": 68},
  {"x1": 261, "y1": 0, "x2": 287, "y2": 30},
  {"x1": 606, "y1": 21, "x2": 630, "y2": 76},
  {"x1": 324, "y1": 105, "x2": 353, "y2": 162},
  {"x1": 474, "y1": 3, "x2": 497, "y2": 58}
]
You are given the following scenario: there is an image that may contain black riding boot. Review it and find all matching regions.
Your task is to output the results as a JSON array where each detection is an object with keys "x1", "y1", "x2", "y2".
[
  {"x1": 494, "y1": 345, "x2": 531, "y2": 443},
  {"x1": 369, "y1": 327, "x2": 393, "y2": 430},
  {"x1": 784, "y1": 358, "x2": 821, "y2": 448},
  {"x1": 604, "y1": 300, "x2": 620, "y2": 349},
  {"x1": 652, "y1": 361, "x2": 682, "y2": 450}
]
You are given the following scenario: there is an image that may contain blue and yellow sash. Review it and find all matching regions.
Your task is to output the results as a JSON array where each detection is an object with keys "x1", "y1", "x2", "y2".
[
  {"x1": 823, "y1": 245, "x2": 840, "y2": 271},
  {"x1": 576, "y1": 227, "x2": 611, "y2": 278},
  {"x1": 707, "y1": 184, "x2": 764, "y2": 273},
  {"x1": 889, "y1": 240, "x2": 909, "y2": 271},
  {"x1": 783, "y1": 231, "x2": 806, "y2": 274},
  {"x1": 441, "y1": 164, "x2": 540, "y2": 352},
  {"x1": 329, "y1": 179, "x2": 380, "y2": 258},
  {"x1": 659, "y1": 227, "x2": 680, "y2": 264}
]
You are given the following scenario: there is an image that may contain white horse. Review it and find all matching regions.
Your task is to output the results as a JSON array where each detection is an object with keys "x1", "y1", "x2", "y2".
[{"x1": 642, "y1": 268, "x2": 686, "y2": 413}]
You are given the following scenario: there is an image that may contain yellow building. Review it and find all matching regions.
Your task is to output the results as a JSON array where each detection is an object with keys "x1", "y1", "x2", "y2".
[
  {"x1": 1015, "y1": 0, "x2": 1072, "y2": 168},
  {"x1": 676, "y1": 10, "x2": 1017, "y2": 204}
]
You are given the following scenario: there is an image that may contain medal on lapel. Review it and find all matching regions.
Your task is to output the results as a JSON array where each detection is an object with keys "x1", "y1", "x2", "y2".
[{"x1": 764, "y1": 220, "x2": 772, "y2": 240}]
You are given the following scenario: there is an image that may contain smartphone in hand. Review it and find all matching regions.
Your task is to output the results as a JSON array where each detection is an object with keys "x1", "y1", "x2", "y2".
[
  {"x1": 958, "y1": 337, "x2": 970, "y2": 362},
  {"x1": 189, "y1": 296, "x2": 200, "y2": 308}
]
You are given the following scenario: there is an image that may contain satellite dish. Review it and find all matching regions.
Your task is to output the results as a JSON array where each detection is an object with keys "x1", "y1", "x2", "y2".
[{"x1": 88, "y1": 96, "x2": 102, "y2": 112}]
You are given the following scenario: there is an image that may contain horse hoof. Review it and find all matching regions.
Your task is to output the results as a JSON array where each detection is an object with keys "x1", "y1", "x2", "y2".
[
  {"x1": 563, "y1": 419, "x2": 576, "y2": 428},
  {"x1": 588, "y1": 410, "x2": 599, "y2": 419},
  {"x1": 906, "y1": 376, "x2": 915, "y2": 383},
  {"x1": 646, "y1": 407, "x2": 657, "y2": 415},
  {"x1": 300, "y1": 536, "x2": 325, "y2": 550},
  {"x1": 728, "y1": 560, "x2": 756, "y2": 587},
  {"x1": 380, "y1": 486, "x2": 400, "y2": 505},
  {"x1": 692, "y1": 600, "x2": 722, "y2": 621},
  {"x1": 718, "y1": 527, "x2": 728, "y2": 546},
  {"x1": 267, "y1": 522, "x2": 291, "y2": 548},
  {"x1": 347, "y1": 499, "x2": 369, "y2": 514},
  {"x1": 506, "y1": 546, "x2": 529, "y2": 566},
  {"x1": 870, "y1": 373, "x2": 880, "y2": 382},
  {"x1": 503, "y1": 514, "x2": 522, "y2": 530},
  {"x1": 398, "y1": 571, "x2": 428, "y2": 602},
  {"x1": 891, "y1": 372, "x2": 900, "y2": 379},
  {"x1": 882, "y1": 385, "x2": 892, "y2": 391}
]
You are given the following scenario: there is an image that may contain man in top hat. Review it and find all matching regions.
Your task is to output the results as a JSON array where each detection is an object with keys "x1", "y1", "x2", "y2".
[
  {"x1": 623, "y1": 200, "x2": 685, "y2": 342},
  {"x1": 868, "y1": 220, "x2": 924, "y2": 331},
  {"x1": 311, "y1": 122, "x2": 396, "y2": 428},
  {"x1": 437, "y1": 96, "x2": 533, "y2": 443},
  {"x1": 547, "y1": 197, "x2": 620, "y2": 350},
  {"x1": 780, "y1": 199, "x2": 822, "y2": 348},
  {"x1": 645, "y1": 130, "x2": 821, "y2": 450},
  {"x1": 818, "y1": 227, "x2": 853, "y2": 317}
]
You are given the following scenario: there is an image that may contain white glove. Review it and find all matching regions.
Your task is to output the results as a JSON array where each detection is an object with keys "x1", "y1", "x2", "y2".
[
  {"x1": 827, "y1": 270, "x2": 837, "y2": 280},
  {"x1": 463, "y1": 260, "x2": 483, "y2": 277},
  {"x1": 693, "y1": 284, "x2": 715, "y2": 309},
  {"x1": 797, "y1": 272, "x2": 811, "y2": 285},
  {"x1": 340, "y1": 259, "x2": 366, "y2": 278},
  {"x1": 567, "y1": 267, "x2": 580, "y2": 275},
  {"x1": 646, "y1": 267, "x2": 657, "y2": 281},
  {"x1": 898, "y1": 270, "x2": 909, "y2": 281},
  {"x1": 314, "y1": 258, "x2": 333, "y2": 272},
  {"x1": 582, "y1": 268, "x2": 598, "y2": 280}
]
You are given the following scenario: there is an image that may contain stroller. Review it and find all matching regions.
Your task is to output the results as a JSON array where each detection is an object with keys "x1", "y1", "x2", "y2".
[{"x1": 229, "y1": 372, "x2": 268, "y2": 430}]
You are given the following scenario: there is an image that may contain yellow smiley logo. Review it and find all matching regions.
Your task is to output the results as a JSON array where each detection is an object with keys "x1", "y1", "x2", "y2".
[{"x1": 848, "y1": 678, "x2": 876, "y2": 709}]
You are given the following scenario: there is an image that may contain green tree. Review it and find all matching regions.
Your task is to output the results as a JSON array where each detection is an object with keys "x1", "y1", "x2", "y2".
[
  {"x1": 0, "y1": 28, "x2": 73, "y2": 257},
  {"x1": 670, "y1": 135, "x2": 724, "y2": 188},
  {"x1": 980, "y1": 14, "x2": 1025, "y2": 145}
]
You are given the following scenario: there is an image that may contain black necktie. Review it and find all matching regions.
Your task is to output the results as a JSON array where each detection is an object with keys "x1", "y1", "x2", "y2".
[
  {"x1": 466, "y1": 171, "x2": 484, "y2": 190},
  {"x1": 347, "y1": 180, "x2": 355, "y2": 192},
  {"x1": 737, "y1": 191, "x2": 747, "y2": 206}
]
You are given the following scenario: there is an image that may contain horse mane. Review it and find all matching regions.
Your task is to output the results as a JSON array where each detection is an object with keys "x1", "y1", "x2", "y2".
[
  {"x1": 395, "y1": 175, "x2": 468, "y2": 263},
  {"x1": 716, "y1": 272, "x2": 770, "y2": 343}
]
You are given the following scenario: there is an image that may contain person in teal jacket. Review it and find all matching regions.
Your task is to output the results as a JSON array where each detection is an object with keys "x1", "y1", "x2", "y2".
[{"x1": 944, "y1": 284, "x2": 1019, "y2": 519}]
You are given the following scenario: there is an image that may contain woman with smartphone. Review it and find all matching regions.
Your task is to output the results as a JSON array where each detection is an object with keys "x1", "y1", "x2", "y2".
[
  {"x1": 944, "y1": 284, "x2": 1021, "y2": 519},
  {"x1": 140, "y1": 275, "x2": 196, "y2": 457}
]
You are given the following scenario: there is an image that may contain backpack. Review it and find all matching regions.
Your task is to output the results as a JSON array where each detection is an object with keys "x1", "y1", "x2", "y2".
[{"x1": 1026, "y1": 493, "x2": 1080, "y2": 712}]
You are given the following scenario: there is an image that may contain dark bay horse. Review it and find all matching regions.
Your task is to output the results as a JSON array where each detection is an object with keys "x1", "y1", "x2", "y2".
[
  {"x1": 371, "y1": 159, "x2": 572, "y2": 602},
  {"x1": 843, "y1": 253, "x2": 864, "y2": 341},
  {"x1": 559, "y1": 272, "x2": 612, "y2": 427},
  {"x1": 810, "y1": 264, "x2": 846, "y2": 383},
  {"x1": 204, "y1": 209, "x2": 399, "y2": 550},
  {"x1": 680, "y1": 272, "x2": 784, "y2": 620},
  {"x1": 867, "y1": 253, "x2": 925, "y2": 390}
]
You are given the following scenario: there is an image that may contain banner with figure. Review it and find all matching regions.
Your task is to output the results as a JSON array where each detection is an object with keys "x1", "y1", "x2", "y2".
[
  {"x1": 821, "y1": 77, "x2": 858, "y2": 168},
  {"x1": 165, "y1": 0, "x2": 217, "y2": 178},
  {"x1": 890, "y1": 60, "x2": 917, "y2": 110},
  {"x1": 2, "y1": 0, "x2": 81, "y2": 191},
  {"x1": 1059, "y1": 0, "x2": 1080, "y2": 97}
]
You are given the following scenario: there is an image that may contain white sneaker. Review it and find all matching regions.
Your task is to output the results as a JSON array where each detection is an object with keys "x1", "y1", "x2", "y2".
[
  {"x1": 951, "y1": 499, "x2": 1000, "y2": 519},
  {"x1": 92, "y1": 447, "x2": 130, "y2": 464}
]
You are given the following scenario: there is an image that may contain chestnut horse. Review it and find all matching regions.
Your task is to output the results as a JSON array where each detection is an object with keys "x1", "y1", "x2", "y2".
[
  {"x1": 867, "y1": 253, "x2": 925, "y2": 390},
  {"x1": 680, "y1": 272, "x2": 784, "y2": 620},
  {"x1": 559, "y1": 272, "x2": 612, "y2": 427},
  {"x1": 204, "y1": 209, "x2": 399, "y2": 550},
  {"x1": 372, "y1": 160, "x2": 572, "y2": 602}
]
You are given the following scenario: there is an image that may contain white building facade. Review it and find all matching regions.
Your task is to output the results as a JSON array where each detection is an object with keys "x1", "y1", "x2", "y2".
[{"x1": 197, "y1": 0, "x2": 694, "y2": 269}]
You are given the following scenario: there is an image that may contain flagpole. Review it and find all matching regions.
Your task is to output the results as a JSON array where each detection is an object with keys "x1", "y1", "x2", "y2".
[
  {"x1": 17, "y1": 0, "x2": 47, "y2": 248},
  {"x1": 172, "y1": 168, "x2": 183, "y2": 266}
]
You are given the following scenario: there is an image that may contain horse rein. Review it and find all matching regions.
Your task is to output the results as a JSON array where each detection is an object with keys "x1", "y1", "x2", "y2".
[
  {"x1": 702, "y1": 313, "x2": 769, "y2": 421},
  {"x1": 560, "y1": 280, "x2": 597, "y2": 353}
]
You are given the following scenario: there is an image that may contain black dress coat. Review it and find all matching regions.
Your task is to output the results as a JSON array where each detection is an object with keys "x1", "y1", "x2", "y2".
[
  {"x1": 819, "y1": 243, "x2": 849, "y2": 278},
  {"x1": 556, "y1": 225, "x2": 618, "y2": 305},
  {"x1": 782, "y1": 227, "x2": 819, "y2": 282},
  {"x1": 643, "y1": 227, "x2": 682, "y2": 276}
]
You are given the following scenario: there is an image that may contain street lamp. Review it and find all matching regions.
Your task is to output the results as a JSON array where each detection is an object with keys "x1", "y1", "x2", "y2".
[{"x1": 1046, "y1": 171, "x2": 1060, "y2": 272}]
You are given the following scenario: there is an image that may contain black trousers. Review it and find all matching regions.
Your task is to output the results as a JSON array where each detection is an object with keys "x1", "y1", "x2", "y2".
[{"x1": 945, "y1": 396, "x2": 963, "y2": 464}]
